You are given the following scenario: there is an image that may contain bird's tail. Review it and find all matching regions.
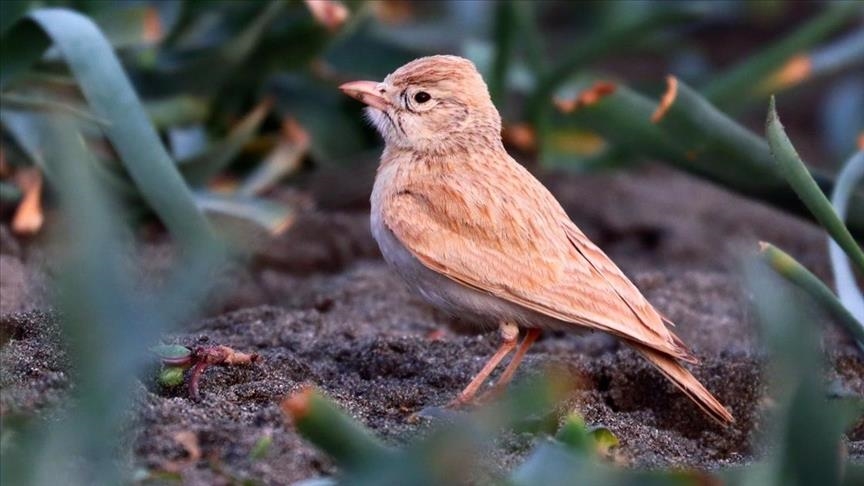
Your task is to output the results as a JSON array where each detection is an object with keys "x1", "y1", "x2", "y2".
[{"x1": 631, "y1": 343, "x2": 735, "y2": 425}]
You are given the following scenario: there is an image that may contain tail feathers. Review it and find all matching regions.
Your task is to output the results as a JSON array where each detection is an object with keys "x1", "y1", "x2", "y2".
[{"x1": 632, "y1": 344, "x2": 735, "y2": 425}]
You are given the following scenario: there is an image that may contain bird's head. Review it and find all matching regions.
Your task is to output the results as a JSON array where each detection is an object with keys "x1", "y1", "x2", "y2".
[{"x1": 339, "y1": 55, "x2": 502, "y2": 154}]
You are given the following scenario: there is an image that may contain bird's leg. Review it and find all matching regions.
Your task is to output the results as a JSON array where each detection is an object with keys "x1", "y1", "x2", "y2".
[
  {"x1": 449, "y1": 322, "x2": 519, "y2": 407},
  {"x1": 477, "y1": 329, "x2": 541, "y2": 403}
]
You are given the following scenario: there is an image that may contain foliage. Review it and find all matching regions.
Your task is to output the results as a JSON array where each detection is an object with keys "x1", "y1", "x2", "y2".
[{"x1": 759, "y1": 99, "x2": 864, "y2": 349}]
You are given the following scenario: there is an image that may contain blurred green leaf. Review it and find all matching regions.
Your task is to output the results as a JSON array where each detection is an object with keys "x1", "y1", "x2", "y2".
[
  {"x1": 159, "y1": 366, "x2": 186, "y2": 387},
  {"x1": 145, "y1": 95, "x2": 210, "y2": 128},
  {"x1": 0, "y1": 0, "x2": 30, "y2": 36},
  {"x1": 0, "y1": 180, "x2": 23, "y2": 202},
  {"x1": 6, "y1": 8, "x2": 217, "y2": 251},
  {"x1": 238, "y1": 137, "x2": 307, "y2": 197},
  {"x1": 249, "y1": 433, "x2": 273, "y2": 461},
  {"x1": 193, "y1": 191, "x2": 294, "y2": 237},
  {"x1": 555, "y1": 413, "x2": 593, "y2": 453},
  {"x1": 1, "y1": 92, "x2": 107, "y2": 125},
  {"x1": 703, "y1": 3, "x2": 861, "y2": 111},
  {"x1": 560, "y1": 78, "x2": 864, "y2": 237},
  {"x1": 512, "y1": 0, "x2": 545, "y2": 76},
  {"x1": 140, "y1": 0, "x2": 286, "y2": 98},
  {"x1": 0, "y1": 114, "x2": 153, "y2": 485},
  {"x1": 527, "y1": 6, "x2": 702, "y2": 135},
  {"x1": 759, "y1": 242, "x2": 863, "y2": 350},
  {"x1": 589, "y1": 427, "x2": 619, "y2": 457},
  {"x1": 270, "y1": 73, "x2": 369, "y2": 165},
  {"x1": 744, "y1": 260, "x2": 863, "y2": 486},
  {"x1": 90, "y1": 4, "x2": 162, "y2": 49},
  {"x1": 766, "y1": 97, "x2": 864, "y2": 275},
  {"x1": 510, "y1": 440, "x2": 588, "y2": 486},
  {"x1": 324, "y1": 21, "x2": 420, "y2": 81},
  {"x1": 179, "y1": 99, "x2": 272, "y2": 186}
]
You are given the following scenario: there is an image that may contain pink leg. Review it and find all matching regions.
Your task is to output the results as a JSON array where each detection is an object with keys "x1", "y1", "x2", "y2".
[
  {"x1": 449, "y1": 322, "x2": 519, "y2": 407},
  {"x1": 478, "y1": 329, "x2": 541, "y2": 402}
]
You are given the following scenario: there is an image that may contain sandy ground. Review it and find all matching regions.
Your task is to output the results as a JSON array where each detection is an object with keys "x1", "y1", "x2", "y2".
[{"x1": 1, "y1": 165, "x2": 861, "y2": 485}]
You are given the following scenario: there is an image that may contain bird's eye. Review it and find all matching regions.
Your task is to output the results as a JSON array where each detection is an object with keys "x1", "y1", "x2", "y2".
[{"x1": 413, "y1": 91, "x2": 431, "y2": 103}]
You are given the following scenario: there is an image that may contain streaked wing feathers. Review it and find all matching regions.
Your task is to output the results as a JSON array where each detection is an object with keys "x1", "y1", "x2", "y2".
[{"x1": 382, "y1": 161, "x2": 693, "y2": 361}]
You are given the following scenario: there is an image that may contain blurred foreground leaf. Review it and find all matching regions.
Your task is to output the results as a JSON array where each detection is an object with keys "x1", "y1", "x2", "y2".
[
  {"x1": 742, "y1": 261, "x2": 863, "y2": 486},
  {"x1": 0, "y1": 112, "x2": 224, "y2": 485},
  {"x1": 758, "y1": 242, "x2": 864, "y2": 348},
  {"x1": 703, "y1": 3, "x2": 861, "y2": 111},
  {"x1": 3, "y1": 8, "x2": 216, "y2": 250}
]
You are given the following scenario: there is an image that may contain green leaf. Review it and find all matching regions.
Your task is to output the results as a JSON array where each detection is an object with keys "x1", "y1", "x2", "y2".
[
  {"x1": 0, "y1": 0, "x2": 31, "y2": 36},
  {"x1": 193, "y1": 191, "x2": 294, "y2": 237},
  {"x1": 0, "y1": 20, "x2": 51, "y2": 88},
  {"x1": 744, "y1": 261, "x2": 861, "y2": 486},
  {"x1": 11, "y1": 8, "x2": 216, "y2": 251},
  {"x1": 145, "y1": 95, "x2": 210, "y2": 129},
  {"x1": 90, "y1": 5, "x2": 161, "y2": 49},
  {"x1": 270, "y1": 74, "x2": 369, "y2": 165},
  {"x1": 237, "y1": 137, "x2": 306, "y2": 197},
  {"x1": 158, "y1": 366, "x2": 186, "y2": 388},
  {"x1": 283, "y1": 388, "x2": 392, "y2": 472},
  {"x1": 703, "y1": 3, "x2": 860, "y2": 110},
  {"x1": 1, "y1": 93, "x2": 108, "y2": 125},
  {"x1": 526, "y1": 6, "x2": 702, "y2": 135},
  {"x1": 249, "y1": 434, "x2": 273, "y2": 461},
  {"x1": 759, "y1": 242, "x2": 863, "y2": 348},
  {"x1": 559, "y1": 78, "x2": 864, "y2": 237},
  {"x1": 150, "y1": 344, "x2": 192, "y2": 360},
  {"x1": 554, "y1": 413, "x2": 592, "y2": 454},
  {"x1": 766, "y1": 97, "x2": 864, "y2": 275},
  {"x1": 510, "y1": 441, "x2": 594, "y2": 486},
  {"x1": 588, "y1": 426, "x2": 619, "y2": 457},
  {"x1": 179, "y1": 99, "x2": 272, "y2": 186},
  {"x1": 0, "y1": 181, "x2": 23, "y2": 203}
]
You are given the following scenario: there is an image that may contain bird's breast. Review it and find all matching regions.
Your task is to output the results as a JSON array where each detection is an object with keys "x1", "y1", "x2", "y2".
[{"x1": 370, "y1": 164, "x2": 563, "y2": 330}]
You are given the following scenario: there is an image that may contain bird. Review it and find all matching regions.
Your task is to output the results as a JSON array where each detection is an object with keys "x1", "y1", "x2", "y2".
[{"x1": 339, "y1": 55, "x2": 734, "y2": 424}]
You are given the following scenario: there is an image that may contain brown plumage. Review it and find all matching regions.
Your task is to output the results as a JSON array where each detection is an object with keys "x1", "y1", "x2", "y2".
[{"x1": 340, "y1": 55, "x2": 734, "y2": 425}]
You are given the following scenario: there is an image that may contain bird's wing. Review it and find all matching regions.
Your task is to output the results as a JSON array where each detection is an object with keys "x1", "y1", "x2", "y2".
[{"x1": 382, "y1": 165, "x2": 693, "y2": 361}]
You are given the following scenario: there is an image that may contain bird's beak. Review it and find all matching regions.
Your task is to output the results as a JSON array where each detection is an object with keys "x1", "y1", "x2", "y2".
[{"x1": 339, "y1": 80, "x2": 389, "y2": 111}]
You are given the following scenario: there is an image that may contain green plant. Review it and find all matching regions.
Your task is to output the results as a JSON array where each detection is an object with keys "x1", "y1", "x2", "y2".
[
  {"x1": 759, "y1": 98, "x2": 863, "y2": 350},
  {"x1": 553, "y1": 77, "x2": 864, "y2": 236}
]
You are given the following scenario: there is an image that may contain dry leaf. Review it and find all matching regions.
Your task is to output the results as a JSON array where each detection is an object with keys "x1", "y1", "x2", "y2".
[
  {"x1": 554, "y1": 81, "x2": 617, "y2": 113},
  {"x1": 12, "y1": 167, "x2": 44, "y2": 236},
  {"x1": 758, "y1": 54, "x2": 811, "y2": 94},
  {"x1": 651, "y1": 75, "x2": 678, "y2": 123}
]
